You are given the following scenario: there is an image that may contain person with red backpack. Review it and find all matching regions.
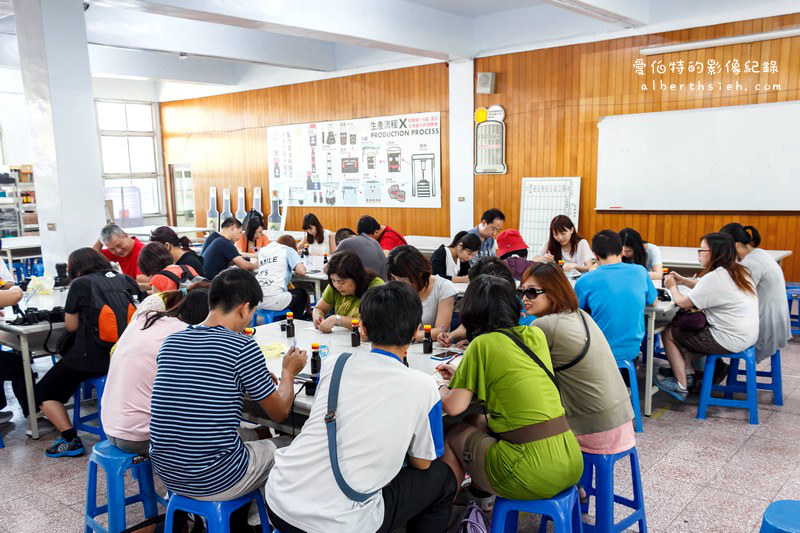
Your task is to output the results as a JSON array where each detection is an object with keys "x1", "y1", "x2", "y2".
[
  {"x1": 138, "y1": 242, "x2": 203, "y2": 293},
  {"x1": 35, "y1": 248, "x2": 144, "y2": 458}
]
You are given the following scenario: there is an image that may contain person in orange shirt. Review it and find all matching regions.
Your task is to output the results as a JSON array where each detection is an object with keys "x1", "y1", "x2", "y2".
[{"x1": 236, "y1": 217, "x2": 270, "y2": 258}]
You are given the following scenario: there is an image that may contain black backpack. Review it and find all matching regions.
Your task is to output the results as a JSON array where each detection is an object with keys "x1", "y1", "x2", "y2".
[
  {"x1": 242, "y1": 208, "x2": 264, "y2": 228},
  {"x1": 85, "y1": 271, "x2": 139, "y2": 348}
]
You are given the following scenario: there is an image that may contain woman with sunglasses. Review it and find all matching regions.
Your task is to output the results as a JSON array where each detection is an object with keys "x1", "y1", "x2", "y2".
[
  {"x1": 436, "y1": 275, "x2": 583, "y2": 506},
  {"x1": 655, "y1": 233, "x2": 758, "y2": 402},
  {"x1": 519, "y1": 262, "x2": 635, "y2": 455}
]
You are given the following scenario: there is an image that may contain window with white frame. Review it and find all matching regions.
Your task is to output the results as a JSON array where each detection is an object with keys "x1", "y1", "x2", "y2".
[{"x1": 96, "y1": 101, "x2": 161, "y2": 215}]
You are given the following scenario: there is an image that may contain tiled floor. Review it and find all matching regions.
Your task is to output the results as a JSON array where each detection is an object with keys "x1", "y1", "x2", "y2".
[{"x1": 2, "y1": 341, "x2": 800, "y2": 532}]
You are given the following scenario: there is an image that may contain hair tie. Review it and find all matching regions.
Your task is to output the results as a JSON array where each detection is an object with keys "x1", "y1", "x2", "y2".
[{"x1": 180, "y1": 287, "x2": 188, "y2": 296}]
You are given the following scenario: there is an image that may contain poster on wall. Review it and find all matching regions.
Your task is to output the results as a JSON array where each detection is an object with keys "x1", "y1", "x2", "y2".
[{"x1": 267, "y1": 112, "x2": 441, "y2": 208}]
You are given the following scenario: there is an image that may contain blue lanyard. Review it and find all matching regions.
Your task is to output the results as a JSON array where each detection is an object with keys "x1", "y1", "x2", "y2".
[{"x1": 371, "y1": 348, "x2": 404, "y2": 365}]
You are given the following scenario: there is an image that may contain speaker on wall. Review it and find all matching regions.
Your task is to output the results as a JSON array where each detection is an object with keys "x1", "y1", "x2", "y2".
[{"x1": 476, "y1": 72, "x2": 496, "y2": 94}]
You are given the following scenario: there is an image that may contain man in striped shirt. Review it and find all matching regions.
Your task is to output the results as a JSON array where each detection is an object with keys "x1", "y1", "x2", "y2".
[{"x1": 149, "y1": 268, "x2": 306, "y2": 528}]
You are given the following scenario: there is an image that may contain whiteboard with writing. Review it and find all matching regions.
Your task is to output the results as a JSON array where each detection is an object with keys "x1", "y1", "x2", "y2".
[
  {"x1": 267, "y1": 112, "x2": 441, "y2": 209},
  {"x1": 596, "y1": 101, "x2": 800, "y2": 211},
  {"x1": 519, "y1": 177, "x2": 581, "y2": 254}
]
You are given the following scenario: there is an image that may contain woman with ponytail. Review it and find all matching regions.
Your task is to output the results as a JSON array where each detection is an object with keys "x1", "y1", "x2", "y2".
[
  {"x1": 721, "y1": 223, "x2": 791, "y2": 362},
  {"x1": 101, "y1": 282, "x2": 210, "y2": 454},
  {"x1": 654, "y1": 232, "x2": 758, "y2": 402},
  {"x1": 149, "y1": 226, "x2": 206, "y2": 277}
]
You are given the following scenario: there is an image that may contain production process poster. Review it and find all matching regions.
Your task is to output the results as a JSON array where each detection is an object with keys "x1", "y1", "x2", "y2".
[{"x1": 267, "y1": 112, "x2": 441, "y2": 208}]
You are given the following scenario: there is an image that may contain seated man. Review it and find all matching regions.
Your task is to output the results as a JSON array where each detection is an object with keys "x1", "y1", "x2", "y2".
[
  {"x1": 0, "y1": 285, "x2": 27, "y2": 423},
  {"x1": 357, "y1": 215, "x2": 407, "y2": 257},
  {"x1": 574, "y1": 230, "x2": 657, "y2": 364},
  {"x1": 92, "y1": 223, "x2": 146, "y2": 282},
  {"x1": 335, "y1": 226, "x2": 388, "y2": 280},
  {"x1": 201, "y1": 217, "x2": 258, "y2": 279},
  {"x1": 266, "y1": 281, "x2": 455, "y2": 533},
  {"x1": 467, "y1": 208, "x2": 505, "y2": 259},
  {"x1": 149, "y1": 269, "x2": 306, "y2": 528}
]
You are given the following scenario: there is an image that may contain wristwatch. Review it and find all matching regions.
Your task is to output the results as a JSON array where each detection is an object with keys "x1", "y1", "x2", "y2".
[{"x1": 336, "y1": 314, "x2": 341, "y2": 326}]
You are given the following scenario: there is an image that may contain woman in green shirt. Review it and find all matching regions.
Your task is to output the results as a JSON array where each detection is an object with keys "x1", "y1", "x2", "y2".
[
  {"x1": 437, "y1": 275, "x2": 583, "y2": 501},
  {"x1": 312, "y1": 251, "x2": 384, "y2": 333}
]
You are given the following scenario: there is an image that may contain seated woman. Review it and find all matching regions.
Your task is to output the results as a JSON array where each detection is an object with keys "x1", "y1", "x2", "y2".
[
  {"x1": 256, "y1": 235, "x2": 309, "y2": 318},
  {"x1": 101, "y1": 284, "x2": 210, "y2": 454},
  {"x1": 35, "y1": 248, "x2": 144, "y2": 458},
  {"x1": 436, "y1": 275, "x2": 583, "y2": 504},
  {"x1": 0, "y1": 286, "x2": 27, "y2": 424},
  {"x1": 532, "y1": 215, "x2": 594, "y2": 273},
  {"x1": 521, "y1": 262, "x2": 635, "y2": 454},
  {"x1": 149, "y1": 226, "x2": 205, "y2": 277},
  {"x1": 312, "y1": 251, "x2": 384, "y2": 333},
  {"x1": 721, "y1": 223, "x2": 791, "y2": 363},
  {"x1": 236, "y1": 216, "x2": 269, "y2": 258},
  {"x1": 298, "y1": 213, "x2": 335, "y2": 256},
  {"x1": 655, "y1": 232, "x2": 758, "y2": 401},
  {"x1": 619, "y1": 228, "x2": 663, "y2": 280},
  {"x1": 430, "y1": 231, "x2": 481, "y2": 283},
  {"x1": 138, "y1": 242, "x2": 200, "y2": 293},
  {"x1": 387, "y1": 245, "x2": 458, "y2": 342}
]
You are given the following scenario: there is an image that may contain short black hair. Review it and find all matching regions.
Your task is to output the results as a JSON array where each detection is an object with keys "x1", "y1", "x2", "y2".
[
  {"x1": 591, "y1": 230, "x2": 623, "y2": 259},
  {"x1": 480, "y1": 208, "x2": 505, "y2": 224},
  {"x1": 220, "y1": 217, "x2": 242, "y2": 230},
  {"x1": 467, "y1": 256, "x2": 515, "y2": 288},
  {"x1": 357, "y1": 215, "x2": 381, "y2": 235},
  {"x1": 460, "y1": 275, "x2": 521, "y2": 341},
  {"x1": 208, "y1": 268, "x2": 262, "y2": 312},
  {"x1": 335, "y1": 227, "x2": 356, "y2": 246},
  {"x1": 138, "y1": 242, "x2": 174, "y2": 276},
  {"x1": 360, "y1": 281, "x2": 422, "y2": 346}
]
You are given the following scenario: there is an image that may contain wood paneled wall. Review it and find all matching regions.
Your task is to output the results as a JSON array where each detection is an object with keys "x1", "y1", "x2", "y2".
[
  {"x1": 160, "y1": 63, "x2": 450, "y2": 236},
  {"x1": 474, "y1": 14, "x2": 800, "y2": 280}
]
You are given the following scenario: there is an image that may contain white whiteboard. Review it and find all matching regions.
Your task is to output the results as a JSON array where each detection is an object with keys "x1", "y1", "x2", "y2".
[
  {"x1": 267, "y1": 112, "x2": 441, "y2": 209},
  {"x1": 519, "y1": 177, "x2": 581, "y2": 254},
  {"x1": 596, "y1": 101, "x2": 800, "y2": 211}
]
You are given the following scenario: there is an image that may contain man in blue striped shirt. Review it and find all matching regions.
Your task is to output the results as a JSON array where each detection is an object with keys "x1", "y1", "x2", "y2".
[{"x1": 149, "y1": 269, "x2": 306, "y2": 526}]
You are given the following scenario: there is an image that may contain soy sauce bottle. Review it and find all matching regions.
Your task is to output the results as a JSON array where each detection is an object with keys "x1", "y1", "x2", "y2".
[
  {"x1": 423, "y1": 324, "x2": 433, "y2": 354},
  {"x1": 662, "y1": 267, "x2": 669, "y2": 285},
  {"x1": 351, "y1": 319, "x2": 360, "y2": 347},
  {"x1": 286, "y1": 311, "x2": 295, "y2": 338},
  {"x1": 303, "y1": 244, "x2": 309, "y2": 257},
  {"x1": 308, "y1": 343, "x2": 321, "y2": 396},
  {"x1": 557, "y1": 259, "x2": 564, "y2": 268},
  {"x1": 323, "y1": 253, "x2": 328, "y2": 265}
]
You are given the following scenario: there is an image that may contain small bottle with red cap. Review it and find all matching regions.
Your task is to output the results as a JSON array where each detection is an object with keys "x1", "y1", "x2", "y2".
[
  {"x1": 423, "y1": 324, "x2": 433, "y2": 354},
  {"x1": 307, "y1": 342, "x2": 321, "y2": 396},
  {"x1": 286, "y1": 311, "x2": 295, "y2": 338},
  {"x1": 351, "y1": 319, "x2": 360, "y2": 347}
]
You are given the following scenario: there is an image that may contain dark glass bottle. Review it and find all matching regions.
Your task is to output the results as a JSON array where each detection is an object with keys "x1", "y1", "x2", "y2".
[
  {"x1": 423, "y1": 325, "x2": 433, "y2": 354},
  {"x1": 286, "y1": 312, "x2": 295, "y2": 338},
  {"x1": 351, "y1": 319, "x2": 360, "y2": 347}
]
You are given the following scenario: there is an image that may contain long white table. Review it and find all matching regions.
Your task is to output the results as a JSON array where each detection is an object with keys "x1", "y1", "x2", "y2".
[
  {"x1": 242, "y1": 319, "x2": 454, "y2": 431},
  {"x1": 659, "y1": 246, "x2": 791, "y2": 270},
  {"x1": 125, "y1": 225, "x2": 212, "y2": 239},
  {"x1": 0, "y1": 290, "x2": 68, "y2": 439},
  {"x1": 404, "y1": 235, "x2": 449, "y2": 256}
]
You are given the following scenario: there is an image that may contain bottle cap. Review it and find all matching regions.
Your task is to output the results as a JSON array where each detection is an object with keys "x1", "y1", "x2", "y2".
[
  {"x1": 424, "y1": 324, "x2": 432, "y2": 331},
  {"x1": 287, "y1": 312, "x2": 294, "y2": 318},
  {"x1": 244, "y1": 327, "x2": 254, "y2": 335},
  {"x1": 324, "y1": 253, "x2": 328, "y2": 257},
  {"x1": 663, "y1": 268, "x2": 669, "y2": 272},
  {"x1": 351, "y1": 319, "x2": 359, "y2": 326},
  {"x1": 312, "y1": 343, "x2": 320, "y2": 349}
]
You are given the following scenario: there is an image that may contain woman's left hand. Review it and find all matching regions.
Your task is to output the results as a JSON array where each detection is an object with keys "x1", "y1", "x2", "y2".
[
  {"x1": 318, "y1": 316, "x2": 337, "y2": 333},
  {"x1": 562, "y1": 262, "x2": 578, "y2": 272}
]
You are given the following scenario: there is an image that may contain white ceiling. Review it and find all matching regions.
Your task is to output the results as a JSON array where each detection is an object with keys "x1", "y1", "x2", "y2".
[
  {"x1": 1, "y1": 0, "x2": 799, "y2": 101},
  {"x1": 405, "y1": 0, "x2": 544, "y2": 17}
]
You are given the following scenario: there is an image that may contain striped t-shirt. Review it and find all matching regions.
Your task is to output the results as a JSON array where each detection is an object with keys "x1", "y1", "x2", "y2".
[{"x1": 149, "y1": 325, "x2": 275, "y2": 497}]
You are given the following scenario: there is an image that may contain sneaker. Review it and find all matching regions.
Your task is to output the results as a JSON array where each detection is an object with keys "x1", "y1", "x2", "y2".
[
  {"x1": 0, "y1": 411, "x2": 13, "y2": 424},
  {"x1": 657, "y1": 367, "x2": 694, "y2": 388},
  {"x1": 45, "y1": 437, "x2": 85, "y2": 458},
  {"x1": 654, "y1": 374, "x2": 688, "y2": 402}
]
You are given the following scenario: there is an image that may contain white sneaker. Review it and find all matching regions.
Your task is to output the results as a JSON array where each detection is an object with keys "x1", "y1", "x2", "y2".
[{"x1": 0, "y1": 411, "x2": 12, "y2": 424}]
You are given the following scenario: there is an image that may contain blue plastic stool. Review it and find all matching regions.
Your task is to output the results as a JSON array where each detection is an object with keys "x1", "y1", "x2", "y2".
[
  {"x1": 579, "y1": 448, "x2": 647, "y2": 532},
  {"x1": 724, "y1": 350, "x2": 783, "y2": 406},
  {"x1": 84, "y1": 441, "x2": 163, "y2": 533},
  {"x1": 11, "y1": 262, "x2": 24, "y2": 282},
  {"x1": 72, "y1": 376, "x2": 107, "y2": 440},
  {"x1": 787, "y1": 289, "x2": 800, "y2": 336},
  {"x1": 494, "y1": 486, "x2": 582, "y2": 533},
  {"x1": 252, "y1": 308, "x2": 288, "y2": 327},
  {"x1": 164, "y1": 489, "x2": 269, "y2": 532},
  {"x1": 760, "y1": 500, "x2": 800, "y2": 532},
  {"x1": 617, "y1": 359, "x2": 642, "y2": 433},
  {"x1": 32, "y1": 262, "x2": 44, "y2": 276},
  {"x1": 697, "y1": 347, "x2": 759, "y2": 424}
]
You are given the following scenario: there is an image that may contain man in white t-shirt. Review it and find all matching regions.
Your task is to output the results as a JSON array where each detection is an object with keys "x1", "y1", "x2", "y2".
[
  {"x1": 256, "y1": 236, "x2": 308, "y2": 317},
  {"x1": 266, "y1": 281, "x2": 456, "y2": 533}
]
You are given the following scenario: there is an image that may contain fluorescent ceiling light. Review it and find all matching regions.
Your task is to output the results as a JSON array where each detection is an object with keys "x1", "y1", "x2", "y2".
[{"x1": 640, "y1": 27, "x2": 800, "y2": 56}]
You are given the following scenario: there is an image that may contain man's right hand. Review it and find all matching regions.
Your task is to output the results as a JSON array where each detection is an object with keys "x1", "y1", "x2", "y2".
[{"x1": 282, "y1": 346, "x2": 308, "y2": 377}]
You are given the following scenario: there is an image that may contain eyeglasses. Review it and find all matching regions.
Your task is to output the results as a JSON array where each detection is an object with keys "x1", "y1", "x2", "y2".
[
  {"x1": 697, "y1": 249, "x2": 711, "y2": 255},
  {"x1": 516, "y1": 287, "x2": 545, "y2": 300}
]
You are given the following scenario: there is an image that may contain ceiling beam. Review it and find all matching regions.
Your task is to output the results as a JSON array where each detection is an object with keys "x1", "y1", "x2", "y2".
[
  {"x1": 544, "y1": 0, "x2": 650, "y2": 28},
  {"x1": 87, "y1": 0, "x2": 473, "y2": 60}
]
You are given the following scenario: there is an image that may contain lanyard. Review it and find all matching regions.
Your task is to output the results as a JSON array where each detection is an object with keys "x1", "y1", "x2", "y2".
[{"x1": 371, "y1": 348, "x2": 404, "y2": 365}]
